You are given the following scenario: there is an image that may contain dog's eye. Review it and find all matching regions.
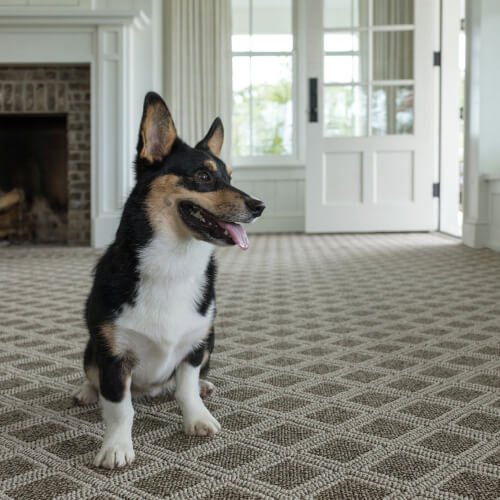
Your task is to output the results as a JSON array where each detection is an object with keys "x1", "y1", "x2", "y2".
[{"x1": 195, "y1": 170, "x2": 213, "y2": 184}]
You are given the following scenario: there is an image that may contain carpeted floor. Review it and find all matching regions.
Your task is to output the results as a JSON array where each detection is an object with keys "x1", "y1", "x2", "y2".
[{"x1": 1, "y1": 233, "x2": 500, "y2": 499}]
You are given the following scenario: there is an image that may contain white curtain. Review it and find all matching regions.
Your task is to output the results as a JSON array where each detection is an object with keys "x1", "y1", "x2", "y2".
[{"x1": 163, "y1": 0, "x2": 232, "y2": 160}]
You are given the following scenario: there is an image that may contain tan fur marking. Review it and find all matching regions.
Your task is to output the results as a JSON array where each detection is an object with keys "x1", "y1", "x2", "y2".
[
  {"x1": 181, "y1": 188, "x2": 246, "y2": 219},
  {"x1": 140, "y1": 102, "x2": 177, "y2": 162},
  {"x1": 85, "y1": 365, "x2": 100, "y2": 390},
  {"x1": 201, "y1": 350, "x2": 210, "y2": 368},
  {"x1": 146, "y1": 175, "x2": 248, "y2": 237},
  {"x1": 207, "y1": 126, "x2": 223, "y2": 157},
  {"x1": 100, "y1": 322, "x2": 120, "y2": 357},
  {"x1": 146, "y1": 175, "x2": 197, "y2": 238},
  {"x1": 203, "y1": 160, "x2": 217, "y2": 172},
  {"x1": 225, "y1": 164, "x2": 233, "y2": 176}
]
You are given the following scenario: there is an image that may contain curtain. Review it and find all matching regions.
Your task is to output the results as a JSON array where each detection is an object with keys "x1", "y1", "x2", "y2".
[
  {"x1": 163, "y1": 0, "x2": 232, "y2": 160},
  {"x1": 372, "y1": 0, "x2": 414, "y2": 134}
]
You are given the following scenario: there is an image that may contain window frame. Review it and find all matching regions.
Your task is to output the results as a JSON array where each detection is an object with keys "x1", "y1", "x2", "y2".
[{"x1": 231, "y1": 0, "x2": 305, "y2": 168}]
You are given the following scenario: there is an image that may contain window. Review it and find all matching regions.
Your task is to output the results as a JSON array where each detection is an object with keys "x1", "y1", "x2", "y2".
[
  {"x1": 231, "y1": 0, "x2": 294, "y2": 158},
  {"x1": 323, "y1": 0, "x2": 415, "y2": 137}
]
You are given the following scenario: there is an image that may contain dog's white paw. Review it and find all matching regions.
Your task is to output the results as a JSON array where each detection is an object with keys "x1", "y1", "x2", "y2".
[
  {"x1": 199, "y1": 380, "x2": 215, "y2": 399},
  {"x1": 73, "y1": 382, "x2": 98, "y2": 406},
  {"x1": 93, "y1": 440, "x2": 135, "y2": 469},
  {"x1": 184, "y1": 409, "x2": 221, "y2": 437}
]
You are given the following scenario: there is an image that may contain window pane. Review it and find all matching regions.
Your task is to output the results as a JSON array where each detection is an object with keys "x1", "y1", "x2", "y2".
[
  {"x1": 324, "y1": 0, "x2": 369, "y2": 29},
  {"x1": 324, "y1": 55, "x2": 367, "y2": 84},
  {"x1": 250, "y1": 56, "x2": 293, "y2": 155},
  {"x1": 232, "y1": 0, "x2": 292, "y2": 53},
  {"x1": 324, "y1": 32, "x2": 361, "y2": 52},
  {"x1": 373, "y1": 31, "x2": 413, "y2": 80},
  {"x1": 371, "y1": 85, "x2": 414, "y2": 135},
  {"x1": 373, "y1": 0, "x2": 414, "y2": 25},
  {"x1": 324, "y1": 32, "x2": 368, "y2": 83},
  {"x1": 232, "y1": 56, "x2": 251, "y2": 156},
  {"x1": 251, "y1": 35, "x2": 293, "y2": 52},
  {"x1": 324, "y1": 85, "x2": 367, "y2": 136}
]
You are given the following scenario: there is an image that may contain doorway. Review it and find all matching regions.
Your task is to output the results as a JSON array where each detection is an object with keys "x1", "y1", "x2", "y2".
[{"x1": 305, "y1": 0, "x2": 439, "y2": 233}]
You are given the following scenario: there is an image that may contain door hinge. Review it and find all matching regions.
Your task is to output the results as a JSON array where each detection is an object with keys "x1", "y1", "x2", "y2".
[
  {"x1": 433, "y1": 51, "x2": 441, "y2": 67},
  {"x1": 460, "y1": 18, "x2": 465, "y2": 31},
  {"x1": 433, "y1": 182, "x2": 440, "y2": 198}
]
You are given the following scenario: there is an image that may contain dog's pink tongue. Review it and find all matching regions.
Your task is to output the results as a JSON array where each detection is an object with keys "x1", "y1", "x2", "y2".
[{"x1": 217, "y1": 221, "x2": 249, "y2": 250}]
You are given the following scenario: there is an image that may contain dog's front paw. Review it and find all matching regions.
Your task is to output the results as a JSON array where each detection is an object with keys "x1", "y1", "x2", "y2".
[
  {"x1": 94, "y1": 440, "x2": 135, "y2": 469},
  {"x1": 184, "y1": 410, "x2": 221, "y2": 437},
  {"x1": 199, "y1": 380, "x2": 215, "y2": 399}
]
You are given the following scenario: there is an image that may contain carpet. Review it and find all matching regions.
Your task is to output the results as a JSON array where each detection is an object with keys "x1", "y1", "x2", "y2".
[{"x1": 0, "y1": 233, "x2": 500, "y2": 499}]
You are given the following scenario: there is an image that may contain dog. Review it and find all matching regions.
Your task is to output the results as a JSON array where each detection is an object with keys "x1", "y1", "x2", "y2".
[{"x1": 73, "y1": 91, "x2": 265, "y2": 469}]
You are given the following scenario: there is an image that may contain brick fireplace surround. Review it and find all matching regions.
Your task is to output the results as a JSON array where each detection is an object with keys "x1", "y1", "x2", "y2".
[{"x1": 0, "y1": 65, "x2": 91, "y2": 244}]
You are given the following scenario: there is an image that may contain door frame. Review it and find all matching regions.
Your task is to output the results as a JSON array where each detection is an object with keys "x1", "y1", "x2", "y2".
[{"x1": 439, "y1": 0, "x2": 462, "y2": 237}]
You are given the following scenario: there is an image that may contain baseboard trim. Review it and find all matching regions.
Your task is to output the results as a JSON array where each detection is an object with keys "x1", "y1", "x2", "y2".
[
  {"x1": 247, "y1": 214, "x2": 305, "y2": 233},
  {"x1": 487, "y1": 239, "x2": 500, "y2": 252},
  {"x1": 462, "y1": 219, "x2": 489, "y2": 248}
]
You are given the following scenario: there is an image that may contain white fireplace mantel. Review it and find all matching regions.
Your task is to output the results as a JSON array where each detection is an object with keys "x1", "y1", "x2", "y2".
[{"x1": 0, "y1": 0, "x2": 163, "y2": 247}]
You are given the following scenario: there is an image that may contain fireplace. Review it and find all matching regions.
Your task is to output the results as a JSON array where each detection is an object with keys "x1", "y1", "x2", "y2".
[
  {"x1": 0, "y1": 65, "x2": 90, "y2": 244},
  {"x1": 0, "y1": 114, "x2": 67, "y2": 242}
]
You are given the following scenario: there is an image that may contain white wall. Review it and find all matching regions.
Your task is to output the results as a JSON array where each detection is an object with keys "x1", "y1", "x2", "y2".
[
  {"x1": 232, "y1": 166, "x2": 305, "y2": 233},
  {"x1": 463, "y1": 0, "x2": 500, "y2": 250}
]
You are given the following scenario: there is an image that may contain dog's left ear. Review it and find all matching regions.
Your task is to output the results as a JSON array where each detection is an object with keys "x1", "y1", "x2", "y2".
[
  {"x1": 196, "y1": 117, "x2": 224, "y2": 157},
  {"x1": 137, "y1": 92, "x2": 177, "y2": 163}
]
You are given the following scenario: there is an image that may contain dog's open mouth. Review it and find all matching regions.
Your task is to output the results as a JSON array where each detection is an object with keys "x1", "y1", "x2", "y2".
[{"x1": 178, "y1": 201, "x2": 249, "y2": 249}]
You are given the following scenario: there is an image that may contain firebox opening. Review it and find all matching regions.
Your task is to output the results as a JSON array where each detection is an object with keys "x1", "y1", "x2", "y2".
[{"x1": 0, "y1": 114, "x2": 68, "y2": 243}]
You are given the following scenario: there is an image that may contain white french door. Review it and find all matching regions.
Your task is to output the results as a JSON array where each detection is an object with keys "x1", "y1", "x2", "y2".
[{"x1": 305, "y1": 0, "x2": 439, "y2": 232}]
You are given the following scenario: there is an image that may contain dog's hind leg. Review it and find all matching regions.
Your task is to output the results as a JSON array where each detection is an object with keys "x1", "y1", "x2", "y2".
[
  {"x1": 199, "y1": 326, "x2": 215, "y2": 399},
  {"x1": 150, "y1": 377, "x2": 214, "y2": 399},
  {"x1": 73, "y1": 340, "x2": 99, "y2": 406},
  {"x1": 199, "y1": 380, "x2": 215, "y2": 399},
  {"x1": 73, "y1": 379, "x2": 99, "y2": 406}
]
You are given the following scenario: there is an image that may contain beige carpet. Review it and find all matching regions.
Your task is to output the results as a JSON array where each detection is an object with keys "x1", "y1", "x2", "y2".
[{"x1": 1, "y1": 233, "x2": 500, "y2": 499}]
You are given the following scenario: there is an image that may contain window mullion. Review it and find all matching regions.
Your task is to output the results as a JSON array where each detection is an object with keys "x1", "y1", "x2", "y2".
[
  {"x1": 249, "y1": 0, "x2": 253, "y2": 155},
  {"x1": 367, "y1": 0, "x2": 373, "y2": 136}
]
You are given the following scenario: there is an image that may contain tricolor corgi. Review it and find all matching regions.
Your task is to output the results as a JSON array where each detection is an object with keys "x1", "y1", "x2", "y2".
[{"x1": 74, "y1": 92, "x2": 265, "y2": 469}]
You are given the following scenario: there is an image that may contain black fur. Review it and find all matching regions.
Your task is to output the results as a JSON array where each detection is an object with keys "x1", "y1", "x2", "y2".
[
  {"x1": 188, "y1": 326, "x2": 215, "y2": 377},
  {"x1": 200, "y1": 327, "x2": 215, "y2": 378},
  {"x1": 98, "y1": 356, "x2": 133, "y2": 403},
  {"x1": 197, "y1": 256, "x2": 217, "y2": 316}
]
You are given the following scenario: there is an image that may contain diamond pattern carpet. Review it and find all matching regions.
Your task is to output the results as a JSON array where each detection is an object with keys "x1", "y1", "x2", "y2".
[{"x1": 1, "y1": 233, "x2": 500, "y2": 499}]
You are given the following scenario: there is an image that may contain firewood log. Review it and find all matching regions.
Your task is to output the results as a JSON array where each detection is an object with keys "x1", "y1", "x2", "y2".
[{"x1": 0, "y1": 188, "x2": 24, "y2": 212}]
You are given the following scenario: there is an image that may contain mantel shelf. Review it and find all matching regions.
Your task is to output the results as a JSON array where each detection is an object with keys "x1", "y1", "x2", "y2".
[{"x1": 0, "y1": 9, "x2": 149, "y2": 27}]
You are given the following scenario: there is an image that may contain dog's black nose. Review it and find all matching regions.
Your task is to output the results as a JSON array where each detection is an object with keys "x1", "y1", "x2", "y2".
[{"x1": 246, "y1": 198, "x2": 265, "y2": 217}]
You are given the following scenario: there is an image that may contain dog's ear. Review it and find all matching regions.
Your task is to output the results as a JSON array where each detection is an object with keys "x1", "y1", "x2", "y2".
[
  {"x1": 137, "y1": 92, "x2": 177, "y2": 163},
  {"x1": 196, "y1": 117, "x2": 224, "y2": 157}
]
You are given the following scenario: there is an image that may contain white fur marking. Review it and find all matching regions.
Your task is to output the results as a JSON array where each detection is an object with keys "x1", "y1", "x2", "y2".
[
  {"x1": 176, "y1": 362, "x2": 220, "y2": 436},
  {"x1": 115, "y1": 235, "x2": 215, "y2": 393},
  {"x1": 94, "y1": 379, "x2": 135, "y2": 469}
]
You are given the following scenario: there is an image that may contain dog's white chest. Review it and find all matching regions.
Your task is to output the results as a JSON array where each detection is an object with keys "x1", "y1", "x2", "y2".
[{"x1": 115, "y1": 237, "x2": 214, "y2": 387}]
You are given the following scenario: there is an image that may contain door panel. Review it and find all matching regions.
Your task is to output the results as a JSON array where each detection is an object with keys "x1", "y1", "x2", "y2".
[{"x1": 306, "y1": 0, "x2": 438, "y2": 232}]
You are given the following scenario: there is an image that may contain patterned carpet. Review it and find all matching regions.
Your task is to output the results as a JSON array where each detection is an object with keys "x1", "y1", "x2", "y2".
[{"x1": 1, "y1": 233, "x2": 500, "y2": 499}]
